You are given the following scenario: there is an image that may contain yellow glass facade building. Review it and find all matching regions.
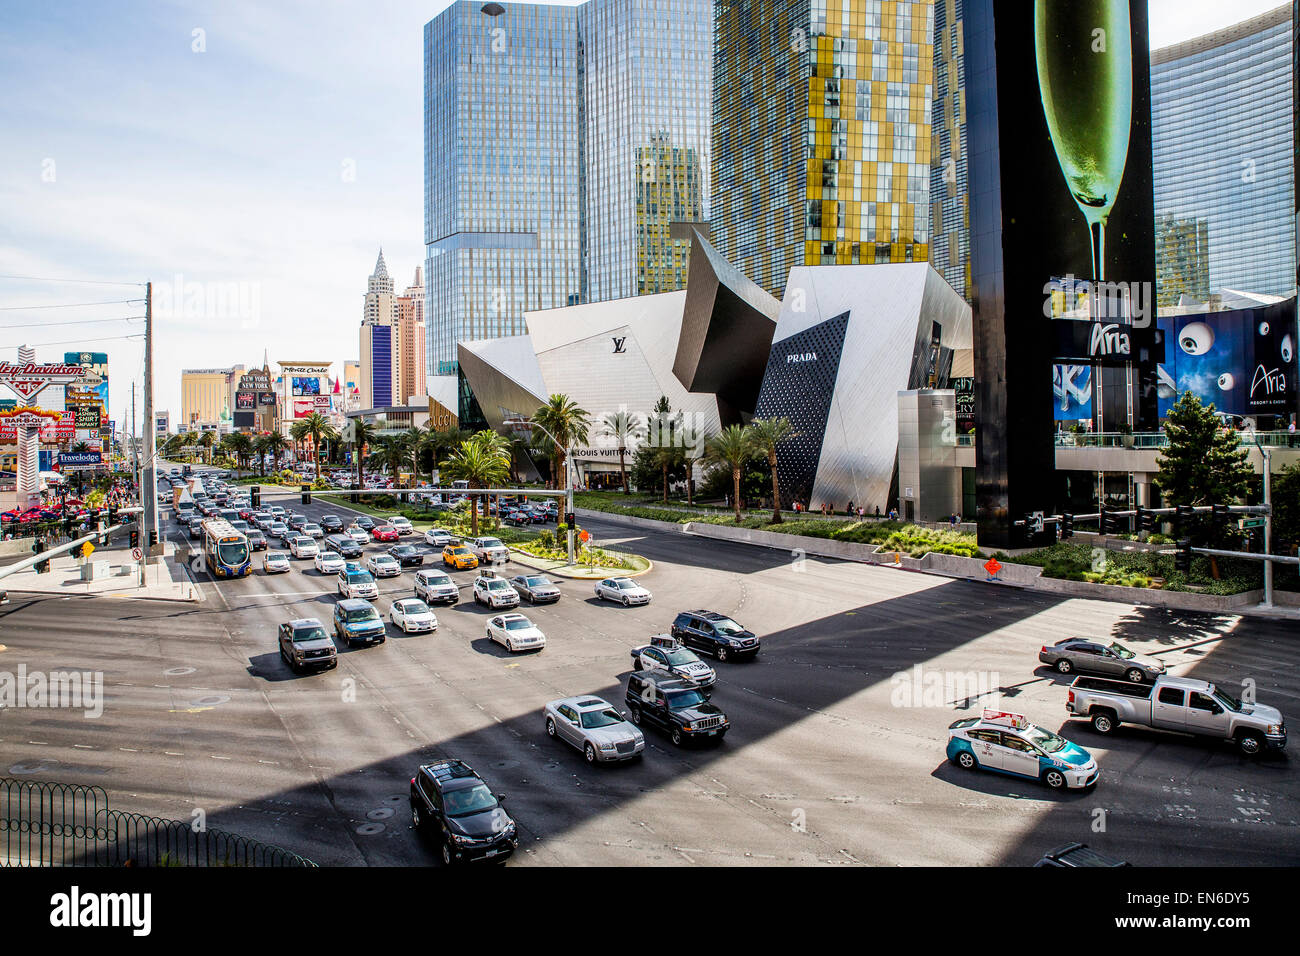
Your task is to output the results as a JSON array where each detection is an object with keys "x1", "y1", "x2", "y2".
[{"x1": 713, "y1": 0, "x2": 934, "y2": 296}]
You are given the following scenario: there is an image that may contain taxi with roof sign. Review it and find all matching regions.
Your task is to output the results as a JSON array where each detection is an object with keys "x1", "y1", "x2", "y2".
[{"x1": 946, "y1": 710, "x2": 1099, "y2": 790}]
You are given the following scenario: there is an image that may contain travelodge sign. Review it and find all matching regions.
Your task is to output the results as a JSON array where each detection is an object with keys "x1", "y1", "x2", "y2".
[{"x1": 0, "y1": 361, "x2": 86, "y2": 403}]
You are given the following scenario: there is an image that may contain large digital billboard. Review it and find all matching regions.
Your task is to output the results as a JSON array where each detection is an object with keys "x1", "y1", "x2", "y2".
[
  {"x1": 1157, "y1": 300, "x2": 1297, "y2": 419},
  {"x1": 968, "y1": 0, "x2": 1157, "y2": 546},
  {"x1": 292, "y1": 376, "x2": 321, "y2": 396}
]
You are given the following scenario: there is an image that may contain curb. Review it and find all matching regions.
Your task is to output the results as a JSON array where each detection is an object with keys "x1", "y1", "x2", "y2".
[{"x1": 506, "y1": 547, "x2": 653, "y2": 580}]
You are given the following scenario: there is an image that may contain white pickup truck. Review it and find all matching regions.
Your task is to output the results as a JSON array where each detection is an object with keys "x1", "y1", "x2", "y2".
[{"x1": 1066, "y1": 675, "x2": 1286, "y2": 756}]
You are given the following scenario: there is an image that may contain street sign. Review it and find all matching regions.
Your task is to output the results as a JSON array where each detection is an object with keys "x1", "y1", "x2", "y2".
[
  {"x1": 83, "y1": 542, "x2": 95, "y2": 557},
  {"x1": 132, "y1": 547, "x2": 143, "y2": 561},
  {"x1": 579, "y1": 530, "x2": 590, "y2": 543},
  {"x1": 1241, "y1": 518, "x2": 1265, "y2": 529},
  {"x1": 983, "y1": 557, "x2": 1002, "y2": 580}
]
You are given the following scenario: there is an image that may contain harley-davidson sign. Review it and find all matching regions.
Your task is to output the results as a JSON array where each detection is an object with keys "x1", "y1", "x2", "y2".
[{"x1": 0, "y1": 362, "x2": 86, "y2": 403}]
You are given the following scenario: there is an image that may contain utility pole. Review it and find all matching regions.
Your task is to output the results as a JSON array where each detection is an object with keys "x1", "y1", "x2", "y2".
[
  {"x1": 142, "y1": 281, "x2": 158, "y2": 554},
  {"x1": 1262, "y1": 444, "x2": 1274, "y2": 608}
]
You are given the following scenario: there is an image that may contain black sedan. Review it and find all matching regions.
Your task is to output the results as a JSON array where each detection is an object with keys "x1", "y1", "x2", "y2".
[
  {"x1": 388, "y1": 544, "x2": 426, "y2": 568},
  {"x1": 319, "y1": 514, "x2": 344, "y2": 533},
  {"x1": 351, "y1": 515, "x2": 376, "y2": 531}
]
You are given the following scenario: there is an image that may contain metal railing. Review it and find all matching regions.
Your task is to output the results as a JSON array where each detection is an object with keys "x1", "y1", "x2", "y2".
[
  {"x1": 1056, "y1": 430, "x2": 1300, "y2": 449},
  {"x1": 0, "y1": 777, "x2": 315, "y2": 867}
]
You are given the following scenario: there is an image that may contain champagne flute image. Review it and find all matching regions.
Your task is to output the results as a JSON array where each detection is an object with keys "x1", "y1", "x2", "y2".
[{"x1": 1035, "y1": 0, "x2": 1132, "y2": 285}]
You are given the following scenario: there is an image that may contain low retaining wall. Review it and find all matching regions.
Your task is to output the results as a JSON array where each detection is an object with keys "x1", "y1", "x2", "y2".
[{"x1": 575, "y1": 509, "x2": 687, "y2": 534}]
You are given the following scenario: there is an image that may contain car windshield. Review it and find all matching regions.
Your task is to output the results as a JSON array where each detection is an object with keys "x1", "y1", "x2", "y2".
[
  {"x1": 713, "y1": 618, "x2": 744, "y2": 635},
  {"x1": 665, "y1": 690, "x2": 706, "y2": 710},
  {"x1": 663, "y1": 648, "x2": 698, "y2": 665},
  {"x1": 503, "y1": 618, "x2": 532, "y2": 631},
  {"x1": 444, "y1": 784, "x2": 498, "y2": 817},
  {"x1": 345, "y1": 608, "x2": 378, "y2": 623},
  {"x1": 481, "y1": 538, "x2": 503, "y2": 548},
  {"x1": 293, "y1": 626, "x2": 327, "y2": 643},
  {"x1": 486, "y1": 580, "x2": 507, "y2": 589},
  {"x1": 1212, "y1": 687, "x2": 1241, "y2": 712},
  {"x1": 1108, "y1": 642, "x2": 1135, "y2": 659},
  {"x1": 347, "y1": 571, "x2": 375, "y2": 584},
  {"x1": 400, "y1": 601, "x2": 430, "y2": 614},
  {"x1": 1020, "y1": 724, "x2": 1068, "y2": 754},
  {"x1": 217, "y1": 541, "x2": 248, "y2": 566},
  {"x1": 295, "y1": 537, "x2": 312, "y2": 546},
  {"x1": 526, "y1": 577, "x2": 550, "y2": 587},
  {"x1": 580, "y1": 708, "x2": 625, "y2": 729},
  {"x1": 374, "y1": 555, "x2": 396, "y2": 564},
  {"x1": 424, "y1": 574, "x2": 451, "y2": 585},
  {"x1": 615, "y1": 580, "x2": 635, "y2": 589}
]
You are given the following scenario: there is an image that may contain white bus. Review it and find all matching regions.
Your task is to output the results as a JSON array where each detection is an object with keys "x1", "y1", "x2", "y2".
[{"x1": 201, "y1": 518, "x2": 252, "y2": 578}]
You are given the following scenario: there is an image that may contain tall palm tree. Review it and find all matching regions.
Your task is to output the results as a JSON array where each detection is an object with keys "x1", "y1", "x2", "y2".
[
  {"x1": 532, "y1": 394, "x2": 591, "y2": 490},
  {"x1": 288, "y1": 419, "x2": 310, "y2": 464},
  {"x1": 402, "y1": 425, "x2": 429, "y2": 484},
  {"x1": 299, "y1": 412, "x2": 337, "y2": 482},
  {"x1": 263, "y1": 430, "x2": 289, "y2": 474},
  {"x1": 348, "y1": 418, "x2": 378, "y2": 491},
  {"x1": 652, "y1": 443, "x2": 684, "y2": 505},
  {"x1": 747, "y1": 417, "x2": 797, "y2": 523},
  {"x1": 601, "y1": 410, "x2": 643, "y2": 495},
  {"x1": 252, "y1": 434, "x2": 271, "y2": 476},
  {"x1": 440, "y1": 435, "x2": 510, "y2": 536},
  {"x1": 705, "y1": 425, "x2": 754, "y2": 523},
  {"x1": 682, "y1": 431, "x2": 713, "y2": 507},
  {"x1": 226, "y1": 432, "x2": 253, "y2": 472},
  {"x1": 371, "y1": 434, "x2": 408, "y2": 481},
  {"x1": 198, "y1": 430, "x2": 216, "y2": 464}
]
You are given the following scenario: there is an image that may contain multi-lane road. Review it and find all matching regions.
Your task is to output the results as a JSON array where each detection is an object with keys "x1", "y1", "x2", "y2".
[{"x1": 1, "y1": 472, "x2": 1296, "y2": 866}]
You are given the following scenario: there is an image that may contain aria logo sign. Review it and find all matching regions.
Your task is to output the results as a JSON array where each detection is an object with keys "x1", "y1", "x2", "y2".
[
  {"x1": 611, "y1": 337, "x2": 627, "y2": 354},
  {"x1": 1089, "y1": 323, "x2": 1130, "y2": 358},
  {"x1": 1250, "y1": 365, "x2": 1287, "y2": 398},
  {"x1": 786, "y1": 351, "x2": 817, "y2": 364}
]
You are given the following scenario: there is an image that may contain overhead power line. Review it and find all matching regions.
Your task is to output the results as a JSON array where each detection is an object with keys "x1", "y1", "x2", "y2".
[
  {"x1": 0, "y1": 315, "x2": 144, "y2": 330},
  {"x1": 0, "y1": 298, "x2": 143, "y2": 311},
  {"x1": 0, "y1": 274, "x2": 145, "y2": 287}
]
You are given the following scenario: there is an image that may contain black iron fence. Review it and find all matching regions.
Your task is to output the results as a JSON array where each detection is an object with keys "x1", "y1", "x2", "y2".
[{"x1": 0, "y1": 777, "x2": 315, "y2": 867}]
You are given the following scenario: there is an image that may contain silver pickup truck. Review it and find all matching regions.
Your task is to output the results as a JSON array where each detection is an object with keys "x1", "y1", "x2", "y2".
[{"x1": 1066, "y1": 675, "x2": 1286, "y2": 756}]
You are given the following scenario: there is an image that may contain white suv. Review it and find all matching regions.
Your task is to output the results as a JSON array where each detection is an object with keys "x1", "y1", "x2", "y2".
[
  {"x1": 473, "y1": 572, "x2": 520, "y2": 609},
  {"x1": 467, "y1": 536, "x2": 510, "y2": 566},
  {"x1": 386, "y1": 516, "x2": 414, "y2": 535},
  {"x1": 414, "y1": 569, "x2": 459, "y2": 604}
]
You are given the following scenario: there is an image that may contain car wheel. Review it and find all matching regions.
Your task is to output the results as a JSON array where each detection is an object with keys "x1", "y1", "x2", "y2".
[
  {"x1": 546, "y1": 718, "x2": 557, "y2": 737},
  {"x1": 1055, "y1": 659, "x2": 1072, "y2": 674},
  {"x1": 632, "y1": 658, "x2": 642, "y2": 671},
  {"x1": 412, "y1": 804, "x2": 423, "y2": 831},
  {"x1": 1238, "y1": 732, "x2": 1264, "y2": 757},
  {"x1": 1091, "y1": 711, "x2": 1118, "y2": 735},
  {"x1": 955, "y1": 750, "x2": 977, "y2": 770},
  {"x1": 716, "y1": 646, "x2": 728, "y2": 662},
  {"x1": 622, "y1": 596, "x2": 630, "y2": 607},
  {"x1": 1043, "y1": 768, "x2": 1067, "y2": 790},
  {"x1": 627, "y1": 706, "x2": 642, "y2": 725},
  {"x1": 440, "y1": 840, "x2": 452, "y2": 866},
  {"x1": 584, "y1": 743, "x2": 597, "y2": 764},
  {"x1": 670, "y1": 727, "x2": 684, "y2": 746},
  {"x1": 1124, "y1": 668, "x2": 1145, "y2": 683}
]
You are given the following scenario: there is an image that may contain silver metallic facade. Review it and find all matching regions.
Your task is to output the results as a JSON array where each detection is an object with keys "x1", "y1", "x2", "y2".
[
  {"x1": 1151, "y1": 5, "x2": 1295, "y2": 300},
  {"x1": 424, "y1": 0, "x2": 713, "y2": 378}
]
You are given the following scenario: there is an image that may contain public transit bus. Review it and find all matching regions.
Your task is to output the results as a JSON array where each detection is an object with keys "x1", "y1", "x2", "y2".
[{"x1": 201, "y1": 518, "x2": 252, "y2": 578}]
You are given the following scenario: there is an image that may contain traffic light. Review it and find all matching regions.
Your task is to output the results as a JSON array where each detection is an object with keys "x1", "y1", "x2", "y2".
[
  {"x1": 148, "y1": 529, "x2": 158, "y2": 548},
  {"x1": 250, "y1": 485, "x2": 260, "y2": 509},
  {"x1": 301, "y1": 483, "x2": 311, "y2": 506},
  {"x1": 1059, "y1": 513, "x2": 1073, "y2": 539},
  {"x1": 350, "y1": 483, "x2": 360, "y2": 504},
  {"x1": 1098, "y1": 508, "x2": 1111, "y2": 534},
  {"x1": 108, "y1": 504, "x2": 117, "y2": 524},
  {"x1": 1174, "y1": 504, "x2": 1194, "y2": 535},
  {"x1": 1174, "y1": 538, "x2": 1192, "y2": 573},
  {"x1": 1211, "y1": 503, "x2": 1230, "y2": 523},
  {"x1": 565, "y1": 511, "x2": 576, "y2": 528}
]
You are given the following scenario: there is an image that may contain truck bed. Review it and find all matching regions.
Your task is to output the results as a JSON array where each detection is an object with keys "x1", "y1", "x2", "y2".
[{"x1": 1071, "y1": 676, "x2": 1154, "y2": 699}]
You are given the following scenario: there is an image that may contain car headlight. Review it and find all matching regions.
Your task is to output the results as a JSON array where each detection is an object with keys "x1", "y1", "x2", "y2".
[
  {"x1": 451, "y1": 832, "x2": 473, "y2": 845},
  {"x1": 1268, "y1": 724, "x2": 1283, "y2": 735}
]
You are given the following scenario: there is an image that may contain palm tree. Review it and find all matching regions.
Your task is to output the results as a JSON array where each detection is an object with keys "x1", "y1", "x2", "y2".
[
  {"x1": 299, "y1": 412, "x2": 337, "y2": 482},
  {"x1": 252, "y1": 435, "x2": 271, "y2": 476},
  {"x1": 288, "y1": 419, "x2": 310, "y2": 464},
  {"x1": 532, "y1": 394, "x2": 591, "y2": 490},
  {"x1": 705, "y1": 425, "x2": 754, "y2": 523},
  {"x1": 748, "y1": 417, "x2": 797, "y2": 523},
  {"x1": 345, "y1": 418, "x2": 377, "y2": 491},
  {"x1": 198, "y1": 430, "x2": 215, "y2": 464},
  {"x1": 263, "y1": 430, "x2": 289, "y2": 474},
  {"x1": 602, "y1": 410, "x2": 643, "y2": 495},
  {"x1": 227, "y1": 432, "x2": 253, "y2": 472},
  {"x1": 371, "y1": 434, "x2": 408, "y2": 482},
  {"x1": 652, "y1": 443, "x2": 684, "y2": 505},
  {"x1": 682, "y1": 431, "x2": 713, "y2": 507},
  {"x1": 440, "y1": 434, "x2": 510, "y2": 536}
]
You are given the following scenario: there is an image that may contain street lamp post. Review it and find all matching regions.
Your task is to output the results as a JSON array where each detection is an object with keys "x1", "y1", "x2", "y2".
[{"x1": 1247, "y1": 433, "x2": 1274, "y2": 608}]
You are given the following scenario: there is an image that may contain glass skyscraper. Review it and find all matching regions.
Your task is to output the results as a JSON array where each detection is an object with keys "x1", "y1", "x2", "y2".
[
  {"x1": 712, "y1": 0, "x2": 934, "y2": 297},
  {"x1": 1151, "y1": 4, "x2": 1295, "y2": 302},
  {"x1": 929, "y1": 0, "x2": 966, "y2": 300},
  {"x1": 424, "y1": 0, "x2": 712, "y2": 376}
]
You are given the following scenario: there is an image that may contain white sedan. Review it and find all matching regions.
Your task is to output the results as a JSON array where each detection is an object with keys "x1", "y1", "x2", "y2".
[
  {"x1": 594, "y1": 577, "x2": 652, "y2": 606},
  {"x1": 486, "y1": 614, "x2": 546, "y2": 653},
  {"x1": 390, "y1": 598, "x2": 438, "y2": 633},
  {"x1": 263, "y1": 551, "x2": 291, "y2": 574},
  {"x1": 386, "y1": 516, "x2": 414, "y2": 535},
  {"x1": 313, "y1": 550, "x2": 345, "y2": 574},
  {"x1": 365, "y1": 553, "x2": 402, "y2": 578},
  {"x1": 289, "y1": 535, "x2": 319, "y2": 559},
  {"x1": 424, "y1": 527, "x2": 454, "y2": 547},
  {"x1": 346, "y1": 526, "x2": 371, "y2": 545}
]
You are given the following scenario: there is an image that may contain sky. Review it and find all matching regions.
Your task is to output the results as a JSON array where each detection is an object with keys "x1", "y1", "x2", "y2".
[{"x1": 0, "y1": 0, "x2": 1288, "y2": 434}]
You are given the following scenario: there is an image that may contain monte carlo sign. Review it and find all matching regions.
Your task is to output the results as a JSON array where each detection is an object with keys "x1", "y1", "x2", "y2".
[{"x1": 0, "y1": 361, "x2": 87, "y2": 404}]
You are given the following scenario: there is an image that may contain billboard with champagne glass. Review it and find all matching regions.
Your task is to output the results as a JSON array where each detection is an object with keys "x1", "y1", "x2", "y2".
[{"x1": 966, "y1": 0, "x2": 1157, "y2": 547}]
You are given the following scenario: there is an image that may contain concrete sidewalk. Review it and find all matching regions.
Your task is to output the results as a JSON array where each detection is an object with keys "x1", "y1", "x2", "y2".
[{"x1": 2, "y1": 547, "x2": 202, "y2": 602}]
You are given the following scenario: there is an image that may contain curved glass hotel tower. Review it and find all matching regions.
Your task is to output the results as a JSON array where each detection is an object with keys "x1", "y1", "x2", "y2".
[
  {"x1": 1151, "y1": 4, "x2": 1295, "y2": 303},
  {"x1": 424, "y1": 0, "x2": 712, "y2": 376}
]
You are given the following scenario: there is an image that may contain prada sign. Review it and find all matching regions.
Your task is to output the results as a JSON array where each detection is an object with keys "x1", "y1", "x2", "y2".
[{"x1": 1053, "y1": 320, "x2": 1163, "y2": 367}]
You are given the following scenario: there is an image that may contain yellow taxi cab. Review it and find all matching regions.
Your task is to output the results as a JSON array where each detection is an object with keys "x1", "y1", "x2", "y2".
[{"x1": 442, "y1": 543, "x2": 479, "y2": 570}]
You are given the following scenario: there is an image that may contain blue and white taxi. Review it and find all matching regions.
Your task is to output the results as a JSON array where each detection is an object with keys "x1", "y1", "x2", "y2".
[{"x1": 947, "y1": 710, "x2": 1099, "y2": 790}]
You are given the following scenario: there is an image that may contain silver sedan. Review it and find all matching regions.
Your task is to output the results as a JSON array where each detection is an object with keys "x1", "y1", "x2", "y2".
[{"x1": 544, "y1": 696, "x2": 644, "y2": 764}]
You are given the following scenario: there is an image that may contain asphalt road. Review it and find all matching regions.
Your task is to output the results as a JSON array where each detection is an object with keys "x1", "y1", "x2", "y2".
[{"x1": 1, "y1": 472, "x2": 1296, "y2": 866}]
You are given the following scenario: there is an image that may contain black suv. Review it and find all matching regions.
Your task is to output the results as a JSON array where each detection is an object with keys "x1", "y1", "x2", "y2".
[
  {"x1": 319, "y1": 514, "x2": 344, "y2": 533},
  {"x1": 670, "y1": 610, "x2": 760, "y2": 662},
  {"x1": 625, "y1": 674, "x2": 728, "y2": 747},
  {"x1": 409, "y1": 760, "x2": 518, "y2": 865},
  {"x1": 324, "y1": 533, "x2": 363, "y2": 558}
]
